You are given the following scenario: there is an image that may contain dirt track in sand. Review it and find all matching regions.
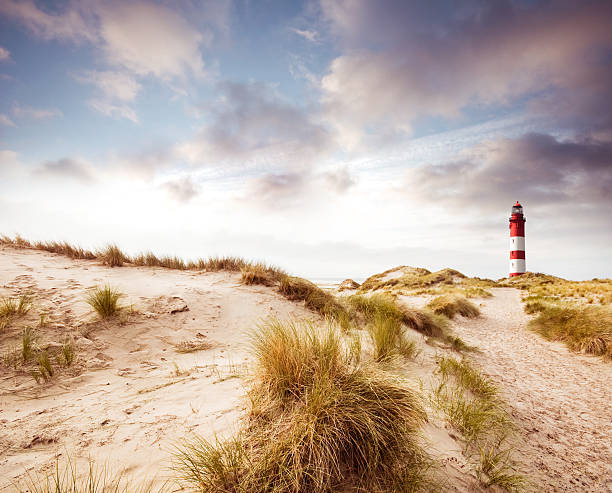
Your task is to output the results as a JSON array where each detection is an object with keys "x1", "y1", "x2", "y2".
[{"x1": 453, "y1": 288, "x2": 612, "y2": 492}]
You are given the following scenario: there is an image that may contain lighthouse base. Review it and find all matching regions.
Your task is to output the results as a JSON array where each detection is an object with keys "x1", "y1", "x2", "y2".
[{"x1": 509, "y1": 272, "x2": 524, "y2": 277}]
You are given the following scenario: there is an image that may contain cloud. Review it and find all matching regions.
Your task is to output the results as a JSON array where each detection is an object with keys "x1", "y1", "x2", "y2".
[
  {"x1": 322, "y1": 166, "x2": 356, "y2": 193},
  {"x1": 245, "y1": 166, "x2": 356, "y2": 209},
  {"x1": 0, "y1": 114, "x2": 16, "y2": 127},
  {"x1": 75, "y1": 70, "x2": 142, "y2": 122},
  {"x1": 95, "y1": 1, "x2": 207, "y2": 79},
  {"x1": 33, "y1": 158, "x2": 97, "y2": 184},
  {"x1": 162, "y1": 176, "x2": 199, "y2": 203},
  {"x1": 319, "y1": 0, "x2": 612, "y2": 146},
  {"x1": 177, "y1": 81, "x2": 332, "y2": 169},
  {"x1": 0, "y1": 1, "x2": 209, "y2": 79},
  {"x1": 0, "y1": 0, "x2": 96, "y2": 42},
  {"x1": 290, "y1": 27, "x2": 318, "y2": 42},
  {"x1": 0, "y1": 46, "x2": 10, "y2": 61},
  {"x1": 12, "y1": 103, "x2": 62, "y2": 121},
  {"x1": 406, "y1": 133, "x2": 612, "y2": 213}
]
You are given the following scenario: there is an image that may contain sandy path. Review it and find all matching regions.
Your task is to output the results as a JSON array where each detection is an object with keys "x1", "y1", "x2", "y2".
[{"x1": 453, "y1": 288, "x2": 612, "y2": 492}]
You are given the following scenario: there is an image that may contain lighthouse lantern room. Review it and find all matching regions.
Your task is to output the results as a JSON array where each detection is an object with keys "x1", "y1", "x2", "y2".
[{"x1": 509, "y1": 201, "x2": 526, "y2": 277}]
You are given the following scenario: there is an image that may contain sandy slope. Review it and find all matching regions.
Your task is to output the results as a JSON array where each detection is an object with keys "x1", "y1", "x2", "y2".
[
  {"x1": 2, "y1": 247, "x2": 610, "y2": 492},
  {"x1": 452, "y1": 288, "x2": 612, "y2": 492},
  {"x1": 0, "y1": 246, "x2": 318, "y2": 489}
]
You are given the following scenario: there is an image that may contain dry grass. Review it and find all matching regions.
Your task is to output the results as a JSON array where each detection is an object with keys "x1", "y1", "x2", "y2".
[
  {"x1": 426, "y1": 295, "x2": 480, "y2": 319},
  {"x1": 174, "y1": 339, "x2": 214, "y2": 353},
  {"x1": 175, "y1": 318, "x2": 433, "y2": 492},
  {"x1": 15, "y1": 459, "x2": 162, "y2": 493},
  {"x1": 278, "y1": 276, "x2": 350, "y2": 329},
  {"x1": 98, "y1": 244, "x2": 129, "y2": 267},
  {"x1": 502, "y1": 272, "x2": 612, "y2": 305},
  {"x1": 348, "y1": 293, "x2": 448, "y2": 340},
  {"x1": 433, "y1": 357, "x2": 524, "y2": 491},
  {"x1": 86, "y1": 285, "x2": 123, "y2": 318},
  {"x1": 528, "y1": 304, "x2": 612, "y2": 359},
  {"x1": 240, "y1": 263, "x2": 286, "y2": 287}
]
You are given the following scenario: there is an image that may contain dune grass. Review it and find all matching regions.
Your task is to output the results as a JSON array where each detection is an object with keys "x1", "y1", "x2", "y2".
[
  {"x1": 98, "y1": 244, "x2": 129, "y2": 267},
  {"x1": 240, "y1": 263, "x2": 286, "y2": 287},
  {"x1": 433, "y1": 356, "x2": 524, "y2": 491},
  {"x1": 528, "y1": 304, "x2": 612, "y2": 359},
  {"x1": 86, "y1": 285, "x2": 123, "y2": 318},
  {"x1": 16, "y1": 460, "x2": 162, "y2": 493},
  {"x1": 426, "y1": 295, "x2": 480, "y2": 319},
  {"x1": 349, "y1": 293, "x2": 448, "y2": 339},
  {"x1": 175, "y1": 318, "x2": 433, "y2": 492},
  {"x1": 22, "y1": 326, "x2": 36, "y2": 362},
  {"x1": 278, "y1": 276, "x2": 350, "y2": 329}
]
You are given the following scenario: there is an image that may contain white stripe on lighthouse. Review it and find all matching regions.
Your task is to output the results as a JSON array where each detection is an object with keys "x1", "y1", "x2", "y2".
[
  {"x1": 509, "y1": 259, "x2": 526, "y2": 274},
  {"x1": 509, "y1": 236, "x2": 525, "y2": 251}
]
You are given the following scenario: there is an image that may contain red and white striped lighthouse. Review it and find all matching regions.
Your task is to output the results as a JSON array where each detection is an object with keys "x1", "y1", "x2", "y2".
[{"x1": 509, "y1": 201, "x2": 526, "y2": 277}]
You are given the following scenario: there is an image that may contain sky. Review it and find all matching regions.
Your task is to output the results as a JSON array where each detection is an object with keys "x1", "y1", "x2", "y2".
[{"x1": 0, "y1": 0, "x2": 611, "y2": 281}]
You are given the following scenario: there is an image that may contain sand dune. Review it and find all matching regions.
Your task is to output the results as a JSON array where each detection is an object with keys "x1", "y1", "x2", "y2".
[{"x1": 1, "y1": 245, "x2": 611, "y2": 492}]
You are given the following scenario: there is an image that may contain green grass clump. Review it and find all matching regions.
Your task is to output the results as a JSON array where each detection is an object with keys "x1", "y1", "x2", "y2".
[
  {"x1": 426, "y1": 295, "x2": 480, "y2": 319},
  {"x1": 22, "y1": 327, "x2": 36, "y2": 362},
  {"x1": 528, "y1": 304, "x2": 612, "y2": 359},
  {"x1": 438, "y1": 357, "x2": 497, "y2": 399},
  {"x1": 176, "y1": 318, "x2": 432, "y2": 492},
  {"x1": 1, "y1": 293, "x2": 32, "y2": 321},
  {"x1": 37, "y1": 351, "x2": 54, "y2": 380},
  {"x1": 60, "y1": 338, "x2": 76, "y2": 366},
  {"x1": 98, "y1": 244, "x2": 129, "y2": 267},
  {"x1": 349, "y1": 294, "x2": 447, "y2": 339},
  {"x1": 433, "y1": 356, "x2": 524, "y2": 490},
  {"x1": 86, "y1": 285, "x2": 123, "y2": 318},
  {"x1": 347, "y1": 295, "x2": 419, "y2": 361}
]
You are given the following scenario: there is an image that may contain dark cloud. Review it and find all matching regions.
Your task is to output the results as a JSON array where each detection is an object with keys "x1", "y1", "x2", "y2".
[
  {"x1": 182, "y1": 81, "x2": 332, "y2": 168},
  {"x1": 34, "y1": 158, "x2": 97, "y2": 184},
  {"x1": 407, "y1": 133, "x2": 612, "y2": 211},
  {"x1": 320, "y1": 0, "x2": 612, "y2": 142},
  {"x1": 162, "y1": 177, "x2": 199, "y2": 203}
]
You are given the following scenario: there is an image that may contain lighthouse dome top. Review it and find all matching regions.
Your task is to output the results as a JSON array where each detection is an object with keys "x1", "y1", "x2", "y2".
[{"x1": 511, "y1": 201, "x2": 523, "y2": 215}]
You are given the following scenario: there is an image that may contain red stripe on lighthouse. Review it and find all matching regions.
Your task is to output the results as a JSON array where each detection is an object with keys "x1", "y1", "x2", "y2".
[{"x1": 509, "y1": 201, "x2": 526, "y2": 277}]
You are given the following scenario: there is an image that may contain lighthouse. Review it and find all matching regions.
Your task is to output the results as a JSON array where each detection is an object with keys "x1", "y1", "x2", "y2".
[{"x1": 509, "y1": 201, "x2": 526, "y2": 277}]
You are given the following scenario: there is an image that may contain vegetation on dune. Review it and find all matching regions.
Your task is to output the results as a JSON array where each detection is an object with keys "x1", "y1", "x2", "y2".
[
  {"x1": 15, "y1": 460, "x2": 161, "y2": 493},
  {"x1": 426, "y1": 295, "x2": 480, "y2": 319},
  {"x1": 240, "y1": 263, "x2": 286, "y2": 287},
  {"x1": 279, "y1": 276, "x2": 350, "y2": 329},
  {"x1": 502, "y1": 272, "x2": 612, "y2": 305},
  {"x1": 175, "y1": 318, "x2": 433, "y2": 492},
  {"x1": 357, "y1": 265, "x2": 498, "y2": 300},
  {"x1": 433, "y1": 356, "x2": 524, "y2": 491},
  {"x1": 528, "y1": 304, "x2": 612, "y2": 358},
  {"x1": 86, "y1": 285, "x2": 124, "y2": 318},
  {"x1": 507, "y1": 273, "x2": 612, "y2": 360},
  {"x1": 98, "y1": 244, "x2": 129, "y2": 267}
]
